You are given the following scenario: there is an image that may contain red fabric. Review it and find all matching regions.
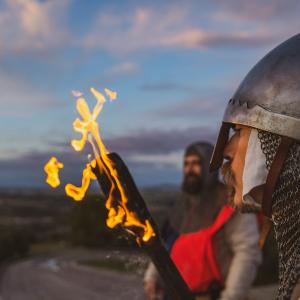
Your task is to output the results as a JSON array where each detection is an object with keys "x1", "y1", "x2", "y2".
[{"x1": 171, "y1": 205, "x2": 234, "y2": 293}]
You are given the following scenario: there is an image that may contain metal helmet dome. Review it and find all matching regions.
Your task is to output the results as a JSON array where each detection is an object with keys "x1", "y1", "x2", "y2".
[{"x1": 224, "y1": 33, "x2": 300, "y2": 140}]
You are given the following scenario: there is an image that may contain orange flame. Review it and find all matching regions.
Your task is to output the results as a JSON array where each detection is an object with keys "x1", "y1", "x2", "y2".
[
  {"x1": 104, "y1": 88, "x2": 117, "y2": 101},
  {"x1": 65, "y1": 160, "x2": 97, "y2": 201},
  {"x1": 44, "y1": 157, "x2": 64, "y2": 188},
  {"x1": 44, "y1": 88, "x2": 155, "y2": 243},
  {"x1": 69, "y1": 88, "x2": 155, "y2": 242}
]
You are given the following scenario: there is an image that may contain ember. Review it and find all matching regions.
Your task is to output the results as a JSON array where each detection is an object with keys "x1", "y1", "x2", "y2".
[{"x1": 65, "y1": 160, "x2": 97, "y2": 201}]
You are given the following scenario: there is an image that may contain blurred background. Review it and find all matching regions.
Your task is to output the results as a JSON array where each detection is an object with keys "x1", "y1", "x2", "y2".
[{"x1": 0, "y1": 0, "x2": 298, "y2": 299}]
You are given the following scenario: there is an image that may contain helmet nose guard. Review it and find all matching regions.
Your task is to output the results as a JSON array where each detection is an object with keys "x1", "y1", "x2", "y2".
[{"x1": 209, "y1": 123, "x2": 231, "y2": 172}]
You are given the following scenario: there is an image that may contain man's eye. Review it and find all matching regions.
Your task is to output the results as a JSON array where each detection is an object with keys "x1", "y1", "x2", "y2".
[
  {"x1": 184, "y1": 160, "x2": 201, "y2": 166},
  {"x1": 232, "y1": 125, "x2": 242, "y2": 135},
  {"x1": 229, "y1": 126, "x2": 240, "y2": 138},
  {"x1": 232, "y1": 127, "x2": 240, "y2": 132}
]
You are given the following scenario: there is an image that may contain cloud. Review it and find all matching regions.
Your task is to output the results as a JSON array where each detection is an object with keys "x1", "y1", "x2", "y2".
[
  {"x1": 0, "y1": 148, "x2": 183, "y2": 188},
  {"x1": 0, "y1": 1, "x2": 298, "y2": 57},
  {"x1": 214, "y1": 0, "x2": 300, "y2": 22},
  {"x1": 153, "y1": 98, "x2": 222, "y2": 119},
  {"x1": 129, "y1": 151, "x2": 183, "y2": 170},
  {"x1": 0, "y1": 147, "x2": 90, "y2": 188},
  {"x1": 211, "y1": 0, "x2": 300, "y2": 44},
  {"x1": 0, "y1": 71, "x2": 59, "y2": 117},
  {"x1": 104, "y1": 126, "x2": 216, "y2": 156},
  {"x1": 105, "y1": 62, "x2": 139, "y2": 77},
  {"x1": 0, "y1": 125, "x2": 217, "y2": 188},
  {"x1": 146, "y1": 88, "x2": 231, "y2": 122},
  {"x1": 83, "y1": 5, "x2": 280, "y2": 54},
  {"x1": 0, "y1": 0, "x2": 70, "y2": 56},
  {"x1": 53, "y1": 126, "x2": 216, "y2": 157},
  {"x1": 141, "y1": 82, "x2": 197, "y2": 93},
  {"x1": 161, "y1": 30, "x2": 276, "y2": 48},
  {"x1": 1, "y1": 1, "x2": 297, "y2": 57}
]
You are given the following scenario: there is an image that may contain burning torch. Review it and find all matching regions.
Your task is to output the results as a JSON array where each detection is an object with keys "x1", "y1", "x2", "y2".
[{"x1": 44, "y1": 88, "x2": 194, "y2": 300}]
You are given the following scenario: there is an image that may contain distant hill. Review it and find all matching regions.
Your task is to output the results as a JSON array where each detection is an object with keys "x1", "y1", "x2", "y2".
[
  {"x1": 141, "y1": 184, "x2": 180, "y2": 205},
  {"x1": 0, "y1": 185, "x2": 180, "y2": 242},
  {"x1": 0, "y1": 191, "x2": 73, "y2": 242}
]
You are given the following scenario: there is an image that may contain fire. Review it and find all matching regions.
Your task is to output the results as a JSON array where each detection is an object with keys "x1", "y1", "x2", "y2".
[
  {"x1": 65, "y1": 160, "x2": 97, "y2": 201},
  {"x1": 44, "y1": 88, "x2": 155, "y2": 243},
  {"x1": 44, "y1": 157, "x2": 64, "y2": 188},
  {"x1": 104, "y1": 88, "x2": 117, "y2": 101}
]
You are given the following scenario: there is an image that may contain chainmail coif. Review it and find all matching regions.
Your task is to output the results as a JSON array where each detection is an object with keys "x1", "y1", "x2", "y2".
[{"x1": 258, "y1": 130, "x2": 300, "y2": 300}]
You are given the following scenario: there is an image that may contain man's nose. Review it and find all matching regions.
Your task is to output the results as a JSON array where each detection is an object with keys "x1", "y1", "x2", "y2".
[
  {"x1": 184, "y1": 163, "x2": 195, "y2": 173},
  {"x1": 185, "y1": 165, "x2": 192, "y2": 173},
  {"x1": 223, "y1": 136, "x2": 237, "y2": 162}
]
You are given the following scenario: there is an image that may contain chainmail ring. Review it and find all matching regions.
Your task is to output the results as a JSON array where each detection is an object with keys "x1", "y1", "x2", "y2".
[{"x1": 258, "y1": 130, "x2": 300, "y2": 300}]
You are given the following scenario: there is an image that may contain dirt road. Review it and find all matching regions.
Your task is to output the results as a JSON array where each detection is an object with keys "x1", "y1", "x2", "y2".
[
  {"x1": 0, "y1": 250, "x2": 277, "y2": 300},
  {"x1": 0, "y1": 256, "x2": 144, "y2": 300}
]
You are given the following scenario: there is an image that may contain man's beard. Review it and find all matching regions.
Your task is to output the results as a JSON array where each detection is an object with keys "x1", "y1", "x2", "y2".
[
  {"x1": 221, "y1": 161, "x2": 237, "y2": 209},
  {"x1": 182, "y1": 173, "x2": 203, "y2": 195}
]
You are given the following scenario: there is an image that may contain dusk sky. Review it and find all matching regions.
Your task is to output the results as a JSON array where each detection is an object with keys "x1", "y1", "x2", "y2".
[{"x1": 1, "y1": 0, "x2": 300, "y2": 188}]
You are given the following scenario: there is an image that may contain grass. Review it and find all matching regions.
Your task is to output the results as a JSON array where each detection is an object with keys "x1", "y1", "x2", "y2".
[{"x1": 30, "y1": 241, "x2": 67, "y2": 256}]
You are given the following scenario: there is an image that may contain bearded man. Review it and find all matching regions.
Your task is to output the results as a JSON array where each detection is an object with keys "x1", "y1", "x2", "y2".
[
  {"x1": 210, "y1": 34, "x2": 300, "y2": 299},
  {"x1": 144, "y1": 142, "x2": 261, "y2": 300}
]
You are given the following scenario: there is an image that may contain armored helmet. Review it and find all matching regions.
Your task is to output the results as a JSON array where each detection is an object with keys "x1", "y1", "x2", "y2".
[{"x1": 210, "y1": 33, "x2": 300, "y2": 216}]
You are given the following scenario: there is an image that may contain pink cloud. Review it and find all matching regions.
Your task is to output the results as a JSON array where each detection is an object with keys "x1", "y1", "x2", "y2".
[
  {"x1": 214, "y1": 0, "x2": 299, "y2": 21},
  {"x1": 0, "y1": 0, "x2": 70, "y2": 56},
  {"x1": 83, "y1": 4, "x2": 281, "y2": 54}
]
